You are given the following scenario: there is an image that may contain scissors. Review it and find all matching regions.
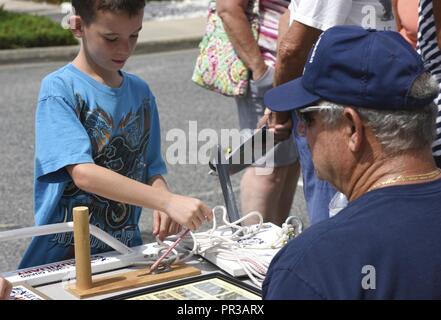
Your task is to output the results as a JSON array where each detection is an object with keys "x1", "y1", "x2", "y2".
[{"x1": 134, "y1": 229, "x2": 191, "y2": 275}]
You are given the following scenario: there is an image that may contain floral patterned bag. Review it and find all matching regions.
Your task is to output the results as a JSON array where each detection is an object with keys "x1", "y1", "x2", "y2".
[{"x1": 191, "y1": 0, "x2": 260, "y2": 97}]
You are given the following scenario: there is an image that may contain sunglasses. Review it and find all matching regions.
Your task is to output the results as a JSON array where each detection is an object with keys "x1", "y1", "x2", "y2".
[{"x1": 295, "y1": 105, "x2": 340, "y2": 126}]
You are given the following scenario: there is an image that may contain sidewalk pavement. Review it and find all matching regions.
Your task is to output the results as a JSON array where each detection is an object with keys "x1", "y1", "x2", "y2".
[
  {"x1": 0, "y1": 0, "x2": 206, "y2": 65},
  {"x1": 0, "y1": 0, "x2": 60, "y2": 14}
]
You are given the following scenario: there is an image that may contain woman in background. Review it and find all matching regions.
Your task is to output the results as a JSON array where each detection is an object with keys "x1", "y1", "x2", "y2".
[{"x1": 216, "y1": 0, "x2": 299, "y2": 226}]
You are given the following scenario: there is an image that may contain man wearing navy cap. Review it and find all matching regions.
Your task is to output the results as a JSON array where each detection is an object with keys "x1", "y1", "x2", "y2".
[
  {"x1": 262, "y1": 25, "x2": 441, "y2": 299},
  {"x1": 266, "y1": 0, "x2": 396, "y2": 226}
]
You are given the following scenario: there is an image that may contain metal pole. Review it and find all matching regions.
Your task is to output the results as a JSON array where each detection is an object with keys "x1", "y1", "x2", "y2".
[{"x1": 215, "y1": 145, "x2": 241, "y2": 224}]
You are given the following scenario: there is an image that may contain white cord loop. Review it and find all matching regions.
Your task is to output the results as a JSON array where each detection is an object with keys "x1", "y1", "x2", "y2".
[{"x1": 151, "y1": 206, "x2": 303, "y2": 288}]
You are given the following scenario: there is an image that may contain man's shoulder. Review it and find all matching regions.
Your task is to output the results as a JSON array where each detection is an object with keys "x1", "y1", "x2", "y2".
[
  {"x1": 272, "y1": 199, "x2": 380, "y2": 269},
  {"x1": 275, "y1": 183, "x2": 441, "y2": 269},
  {"x1": 272, "y1": 217, "x2": 343, "y2": 269}
]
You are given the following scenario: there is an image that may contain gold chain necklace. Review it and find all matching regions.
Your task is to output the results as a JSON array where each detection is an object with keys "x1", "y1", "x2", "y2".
[{"x1": 367, "y1": 169, "x2": 441, "y2": 192}]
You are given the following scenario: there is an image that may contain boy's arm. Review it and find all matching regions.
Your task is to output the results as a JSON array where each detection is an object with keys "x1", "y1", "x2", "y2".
[
  {"x1": 66, "y1": 163, "x2": 212, "y2": 230},
  {"x1": 148, "y1": 175, "x2": 182, "y2": 240}
]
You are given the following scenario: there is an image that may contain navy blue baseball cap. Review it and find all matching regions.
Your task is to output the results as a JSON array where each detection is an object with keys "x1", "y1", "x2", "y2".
[{"x1": 264, "y1": 25, "x2": 436, "y2": 112}]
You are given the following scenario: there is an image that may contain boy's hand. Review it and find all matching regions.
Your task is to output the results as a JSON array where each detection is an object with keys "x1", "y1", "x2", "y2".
[
  {"x1": 153, "y1": 210, "x2": 182, "y2": 241},
  {"x1": 164, "y1": 194, "x2": 213, "y2": 231}
]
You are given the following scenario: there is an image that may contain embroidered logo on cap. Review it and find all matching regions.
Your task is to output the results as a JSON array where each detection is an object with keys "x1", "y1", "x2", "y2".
[{"x1": 309, "y1": 34, "x2": 323, "y2": 64}]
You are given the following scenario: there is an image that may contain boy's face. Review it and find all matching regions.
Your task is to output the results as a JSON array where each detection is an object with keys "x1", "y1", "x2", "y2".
[{"x1": 79, "y1": 9, "x2": 144, "y2": 72}]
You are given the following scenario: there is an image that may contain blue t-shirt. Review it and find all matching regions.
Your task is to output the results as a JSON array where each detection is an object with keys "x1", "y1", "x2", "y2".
[
  {"x1": 19, "y1": 64, "x2": 167, "y2": 268},
  {"x1": 263, "y1": 179, "x2": 441, "y2": 299}
]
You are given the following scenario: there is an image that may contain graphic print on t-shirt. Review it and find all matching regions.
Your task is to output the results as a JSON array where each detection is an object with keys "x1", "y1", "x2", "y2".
[{"x1": 54, "y1": 94, "x2": 152, "y2": 252}]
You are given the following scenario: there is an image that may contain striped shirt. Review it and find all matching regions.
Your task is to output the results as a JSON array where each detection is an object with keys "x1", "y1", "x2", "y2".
[
  {"x1": 418, "y1": 0, "x2": 441, "y2": 156},
  {"x1": 258, "y1": 0, "x2": 290, "y2": 67}
]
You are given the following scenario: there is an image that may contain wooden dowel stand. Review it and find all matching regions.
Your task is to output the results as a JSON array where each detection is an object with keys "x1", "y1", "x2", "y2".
[
  {"x1": 72, "y1": 206, "x2": 92, "y2": 290},
  {"x1": 66, "y1": 206, "x2": 201, "y2": 299}
]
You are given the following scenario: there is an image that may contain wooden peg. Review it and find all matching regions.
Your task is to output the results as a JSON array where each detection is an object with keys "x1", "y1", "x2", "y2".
[
  {"x1": 72, "y1": 206, "x2": 92, "y2": 290},
  {"x1": 67, "y1": 207, "x2": 201, "y2": 299}
]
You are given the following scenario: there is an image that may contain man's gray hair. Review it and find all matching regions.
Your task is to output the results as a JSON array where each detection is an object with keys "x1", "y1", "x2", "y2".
[{"x1": 319, "y1": 72, "x2": 439, "y2": 155}]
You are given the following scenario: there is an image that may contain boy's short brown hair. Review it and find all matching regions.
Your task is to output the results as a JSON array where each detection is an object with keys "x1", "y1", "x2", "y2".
[{"x1": 71, "y1": 0, "x2": 146, "y2": 25}]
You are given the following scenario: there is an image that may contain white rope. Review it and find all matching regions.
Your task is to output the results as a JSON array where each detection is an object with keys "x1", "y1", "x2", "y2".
[{"x1": 153, "y1": 206, "x2": 303, "y2": 288}]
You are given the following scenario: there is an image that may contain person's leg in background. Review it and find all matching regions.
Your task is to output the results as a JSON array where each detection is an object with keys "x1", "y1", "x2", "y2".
[
  {"x1": 235, "y1": 67, "x2": 300, "y2": 226},
  {"x1": 240, "y1": 160, "x2": 299, "y2": 226}
]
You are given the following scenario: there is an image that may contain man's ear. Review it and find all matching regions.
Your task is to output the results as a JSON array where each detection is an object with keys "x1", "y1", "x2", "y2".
[
  {"x1": 69, "y1": 15, "x2": 84, "y2": 38},
  {"x1": 343, "y1": 107, "x2": 364, "y2": 153}
]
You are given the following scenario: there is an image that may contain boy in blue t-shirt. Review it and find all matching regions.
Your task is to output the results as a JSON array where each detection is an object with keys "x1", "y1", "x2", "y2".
[{"x1": 19, "y1": 0, "x2": 212, "y2": 269}]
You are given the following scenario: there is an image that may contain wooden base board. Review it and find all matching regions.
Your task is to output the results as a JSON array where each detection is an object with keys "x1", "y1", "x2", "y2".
[{"x1": 66, "y1": 264, "x2": 201, "y2": 299}]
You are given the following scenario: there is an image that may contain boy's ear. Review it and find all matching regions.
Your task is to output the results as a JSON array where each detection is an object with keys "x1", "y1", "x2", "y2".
[{"x1": 69, "y1": 15, "x2": 84, "y2": 38}]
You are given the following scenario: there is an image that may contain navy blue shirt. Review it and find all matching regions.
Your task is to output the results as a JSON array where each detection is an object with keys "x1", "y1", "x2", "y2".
[{"x1": 263, "y1": 179, "x2": 441, "y2": 299}]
